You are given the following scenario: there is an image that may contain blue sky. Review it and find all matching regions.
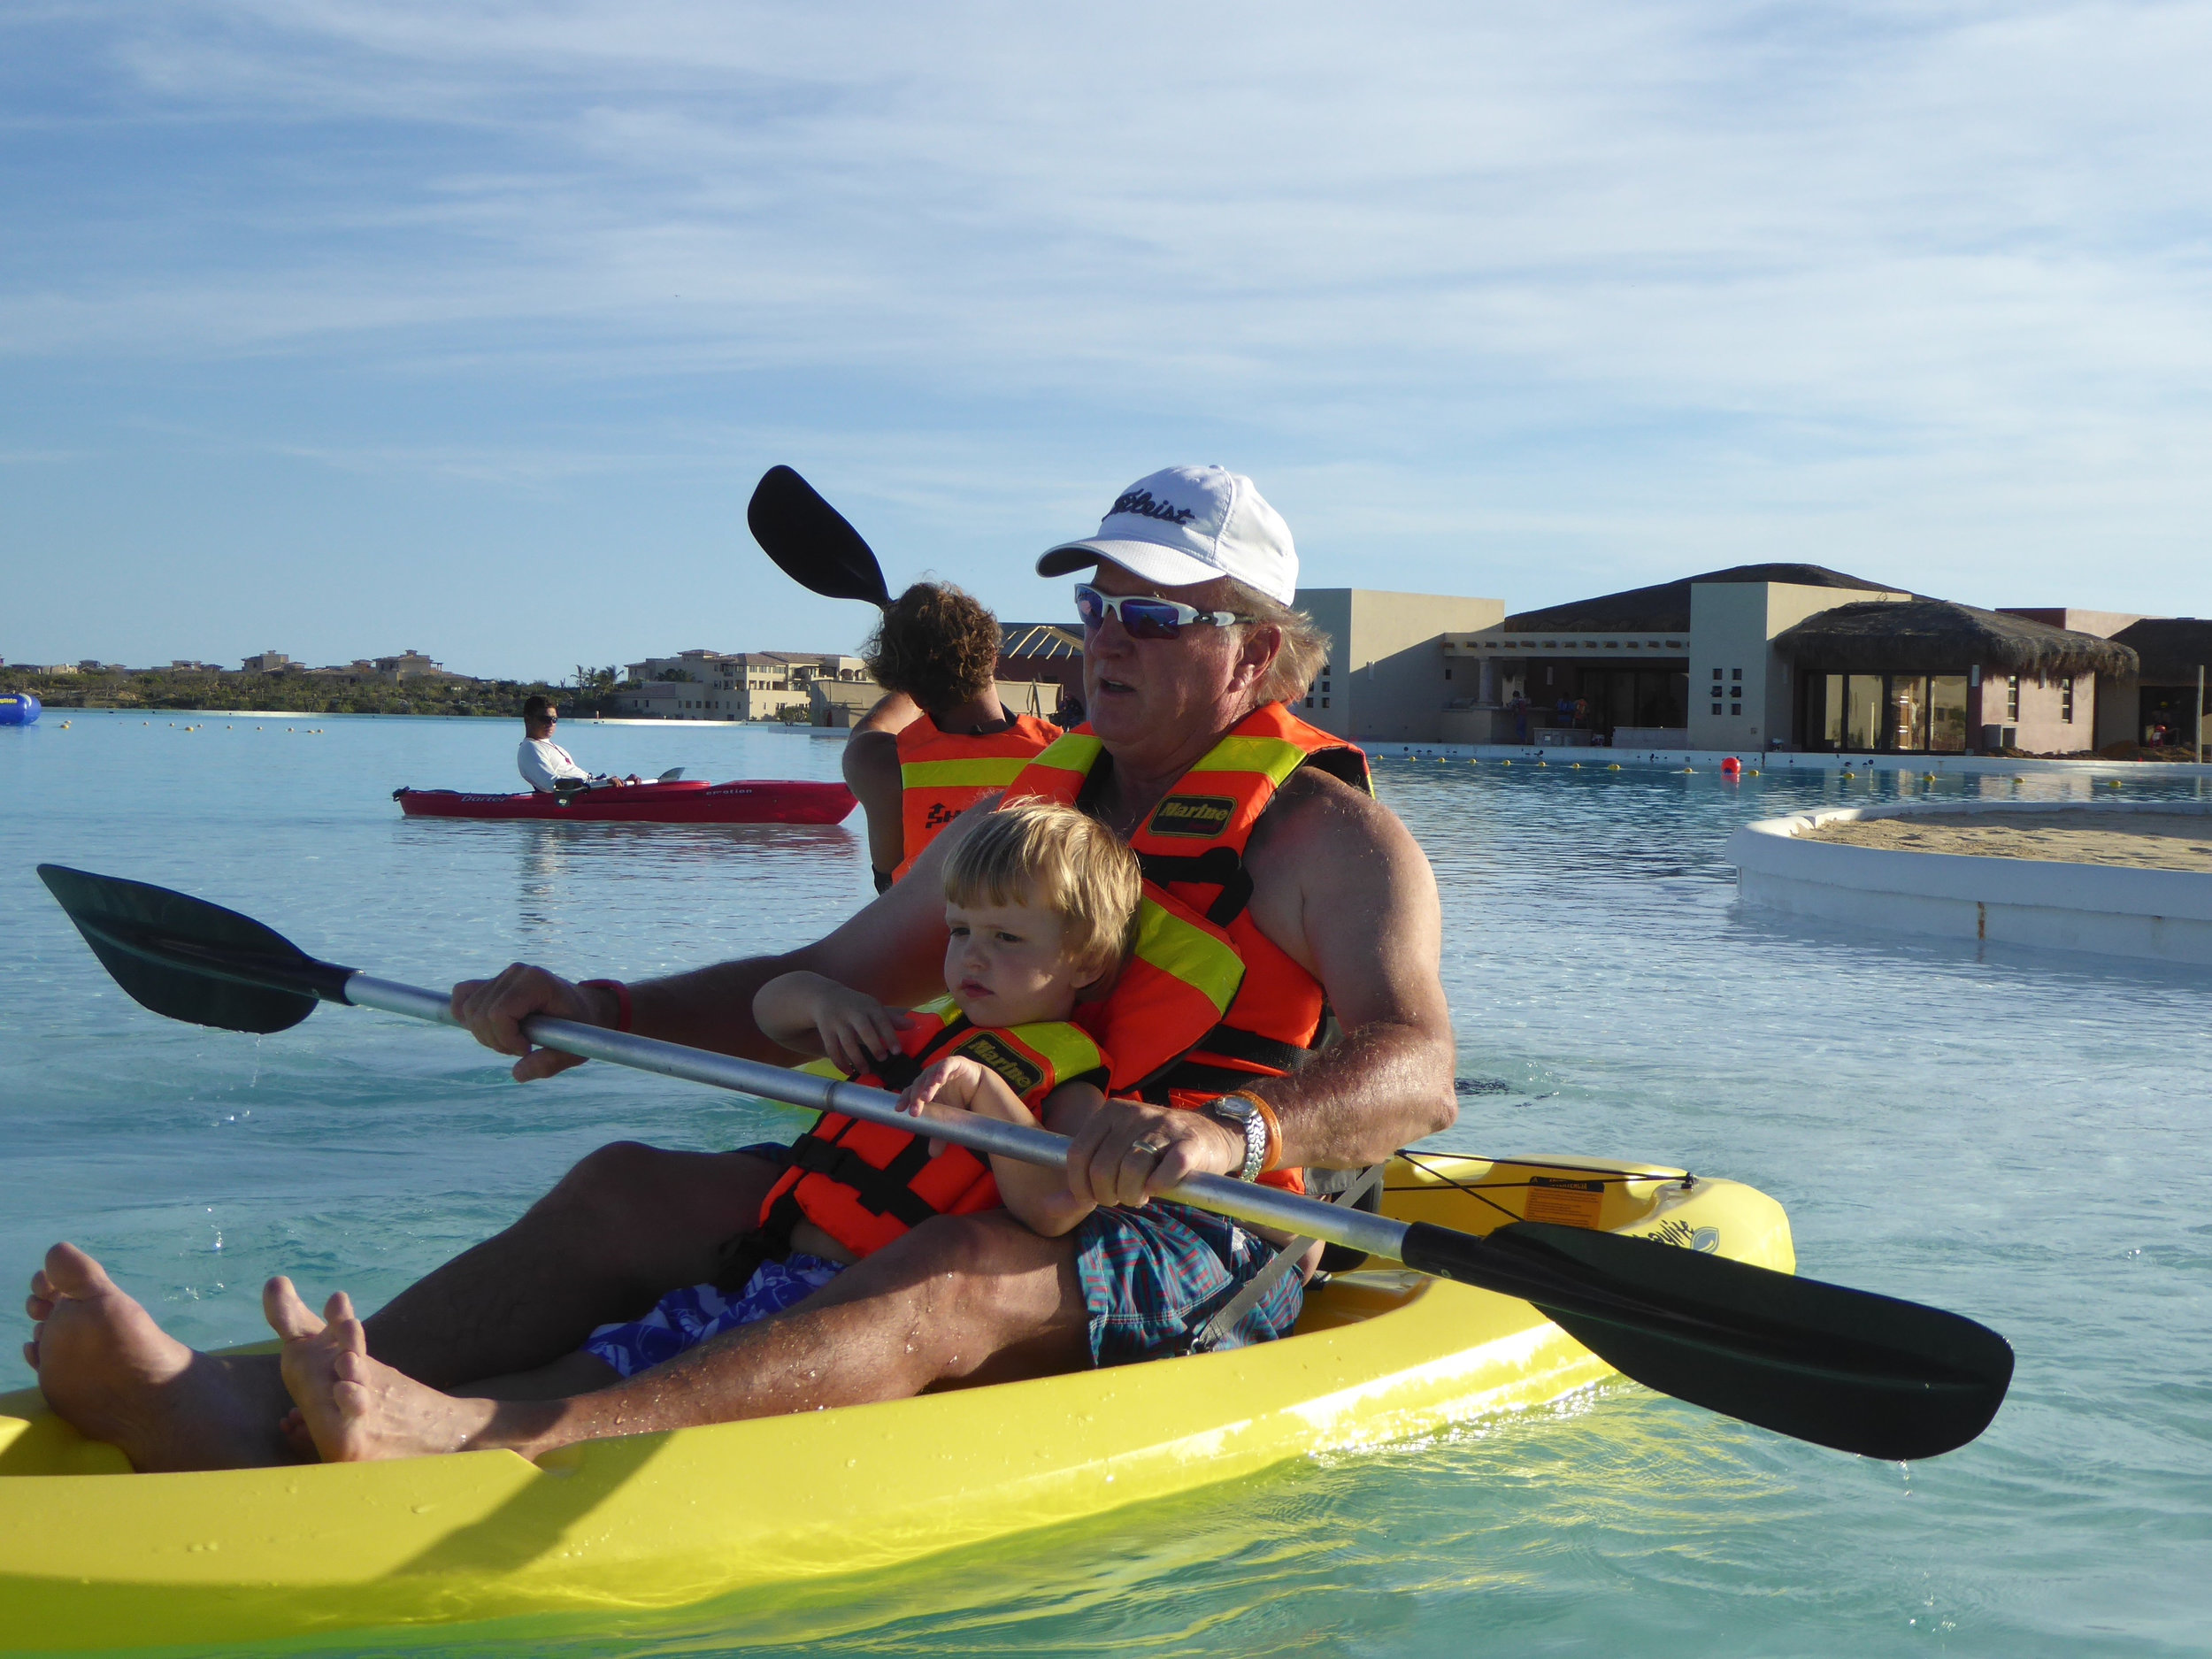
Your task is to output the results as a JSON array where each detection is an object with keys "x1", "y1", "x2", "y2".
[{"x1": 4, "y1": 1, "x2": 2208, "y2": 680}]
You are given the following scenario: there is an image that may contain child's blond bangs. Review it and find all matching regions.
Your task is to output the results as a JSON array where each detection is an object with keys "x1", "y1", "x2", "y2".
[{"x1": 942, "y1": 799, "x2": 1141, "y2": 972}]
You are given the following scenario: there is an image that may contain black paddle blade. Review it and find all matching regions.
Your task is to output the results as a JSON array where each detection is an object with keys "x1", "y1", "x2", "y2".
[
  {"x1": 38, "y1": 865, "x2": 356, "y2": 1035},
  {"x1": 747, "y1": 465, "x2": 894, "y2": 609},
  {"x1": 1400, "y1": 1220, "x2": 2012, "y2": 1461}
]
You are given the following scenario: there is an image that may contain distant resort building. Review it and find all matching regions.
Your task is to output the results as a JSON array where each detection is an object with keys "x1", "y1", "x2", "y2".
[
  {"x1": 1423, "y1": 565, "x2": 2202, "y2": 756},
  {"x1": 611, "y1": 650, "x2": 872, "y2": 721},
  {"x1": 611, "y1": 638, "x2": 1080, "y2": 726}
]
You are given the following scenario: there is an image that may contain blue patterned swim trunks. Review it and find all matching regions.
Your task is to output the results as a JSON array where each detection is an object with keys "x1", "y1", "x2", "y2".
[
  {"x1": 1071, "y1": 1201, "x2": 1305, "y2": 1367},
  {"x1": 580, "y1": 1253, "x2": 846, "y2": 1379}
]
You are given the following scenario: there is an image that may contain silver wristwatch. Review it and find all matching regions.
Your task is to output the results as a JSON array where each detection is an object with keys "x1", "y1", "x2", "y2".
[{"x1": 1206, "y1": 1094, "x2": 1269, "y2": 1182}]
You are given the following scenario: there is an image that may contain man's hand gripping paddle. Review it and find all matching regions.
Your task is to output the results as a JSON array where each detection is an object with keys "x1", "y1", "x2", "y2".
[
  {"x1": 39, "y1": 864, "x2": 2015, "y2": 1463},
  {"x1": 746, "y1": 465, "x2": 894, "y2": 610}
]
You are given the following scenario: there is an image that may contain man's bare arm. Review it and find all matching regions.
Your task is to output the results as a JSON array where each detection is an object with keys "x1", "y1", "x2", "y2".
[
  {"x1": 1240, "y1": 770, "x2": 1457, "y2": 1169},
  {"x1": 451, "y1": 809, "x2": 981, "y2": 1080}
]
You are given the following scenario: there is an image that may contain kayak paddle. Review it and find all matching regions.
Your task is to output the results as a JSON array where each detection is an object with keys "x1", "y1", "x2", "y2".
[
  {"x1": 747, "y1": 465, "x2": 894, "y2": 610},
  {"x1": 38, "y1": 864, "x2": 2013, "y2": 1462}
]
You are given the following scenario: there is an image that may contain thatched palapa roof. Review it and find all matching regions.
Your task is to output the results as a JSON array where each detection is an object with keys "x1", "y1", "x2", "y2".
[
  {"x1": 2109, "y1": 618, "x2": 2212, "y2": 683},
  {"x1": 1774, "y1": 600, "x2": 2139, "y2": 679},
  {"x1": 1503, "y1": 564, "x2": 1900, "y2": 634}
]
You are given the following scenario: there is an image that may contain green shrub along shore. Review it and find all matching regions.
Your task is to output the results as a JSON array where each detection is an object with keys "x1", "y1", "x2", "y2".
[{"x1": 0, "y1": 666, "x2": 611, "y2": 719}]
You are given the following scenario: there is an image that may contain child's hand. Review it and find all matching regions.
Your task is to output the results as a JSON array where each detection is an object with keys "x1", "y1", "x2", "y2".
[
  {"x1": 898, "y1": 1056, "x2": 1036, "y2": 1154},
  {"x1": 810, "y1": 983, "x2": 912, "y2": 1075}
]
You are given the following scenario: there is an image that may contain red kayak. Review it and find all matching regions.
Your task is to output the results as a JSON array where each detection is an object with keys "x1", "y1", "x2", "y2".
[{"x1": 394, "y1": 780, "x2": 856, "y2": 825}]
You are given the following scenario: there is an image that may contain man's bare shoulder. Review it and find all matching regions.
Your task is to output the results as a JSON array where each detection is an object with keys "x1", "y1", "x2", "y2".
[{"x1": 1251, "y1": 764, "x2": 1420, "y2": 866}]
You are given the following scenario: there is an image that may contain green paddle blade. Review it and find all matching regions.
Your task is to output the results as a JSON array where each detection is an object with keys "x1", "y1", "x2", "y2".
[
  {"x1": 1400, "y1": 1220, "x2": 2013, "y2": 1460},
  {"x1": 38, "y1": 865, "x2": 355, "y2": 1035},
  {"x1": 747, "y1": 465, "x2": 894, "y2": 609}
]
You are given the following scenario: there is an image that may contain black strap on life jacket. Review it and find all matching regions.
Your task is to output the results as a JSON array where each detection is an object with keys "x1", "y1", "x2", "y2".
[
  {"x1": 1133, "y1": 1011, "x2": 1333, "y2": 1105},
  {"x1": 727, "y1": 1012, "x2": 992, "y2": 1287},
  {"x1": 1187, "y1": 1023, "x2": 1318, "y2": 1073},
  {"x1": 1138, "y1": 845, "x2": 1254, "y2": 926}
]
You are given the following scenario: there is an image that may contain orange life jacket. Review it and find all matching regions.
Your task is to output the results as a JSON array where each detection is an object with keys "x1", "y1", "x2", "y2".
[
  {"x1": 892, "y1": 713, "x2": 1062, "y2": 880},
  {"x1": 757, "y1": 998, "x2": 1108, "y2": 1261},
  {"x1": 1004, "y1": 703, "x2": 1372, "y2": 1194}
]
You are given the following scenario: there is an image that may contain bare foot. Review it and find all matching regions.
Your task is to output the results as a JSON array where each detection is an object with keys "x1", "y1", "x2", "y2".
[
  {"x1": 27, "y1": 1242, "x2": 296, "y2": 1471},
  {"x1": 265, "y1": 1277, "x2": 501, "y2": 1462}
]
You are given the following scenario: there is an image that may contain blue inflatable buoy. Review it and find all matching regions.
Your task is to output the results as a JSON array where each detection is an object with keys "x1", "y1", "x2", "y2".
[{"x1": 0, "y1": 693, "x2": 41, "y2": 726}]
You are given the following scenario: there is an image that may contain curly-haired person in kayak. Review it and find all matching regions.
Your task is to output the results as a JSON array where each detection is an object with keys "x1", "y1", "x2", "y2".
[
  {"x1": 842, "y1": 580, "x2": 1061, "y2": 893},
  {"x1": 26, "y1": 465, "x2": 1457, "y2": 1471}
]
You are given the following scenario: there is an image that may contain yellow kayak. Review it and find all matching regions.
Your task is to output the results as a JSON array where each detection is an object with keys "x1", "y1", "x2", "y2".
[{"x1": 0, "y1": 1154, "x2": 1793, "y2": 1653}]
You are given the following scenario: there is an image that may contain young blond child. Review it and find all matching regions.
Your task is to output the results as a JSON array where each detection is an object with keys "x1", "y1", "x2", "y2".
[{"x1": 572, "y1": 798, "x2": 1141, "y2": 1379}]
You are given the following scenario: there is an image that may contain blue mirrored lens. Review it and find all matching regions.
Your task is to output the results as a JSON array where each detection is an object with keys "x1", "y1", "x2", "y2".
[{"x1": 1075, "y1": 585, "x2": 1184, "y2": 640}]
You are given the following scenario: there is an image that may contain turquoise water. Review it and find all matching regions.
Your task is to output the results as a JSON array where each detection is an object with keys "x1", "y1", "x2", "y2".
[{"x1": 4, "y1": 713, "x2": 2210, "y2": 1656}]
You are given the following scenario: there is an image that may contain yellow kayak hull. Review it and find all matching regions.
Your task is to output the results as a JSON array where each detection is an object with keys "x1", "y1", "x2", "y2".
[{"x1": 0, "y1": 1156, "x2": 1793, "y2": 1652}]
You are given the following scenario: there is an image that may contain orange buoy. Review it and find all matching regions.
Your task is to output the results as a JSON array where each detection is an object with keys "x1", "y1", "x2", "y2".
[{"x1": 1720, "y1": 756, "x2": 1742, "y2": 777}]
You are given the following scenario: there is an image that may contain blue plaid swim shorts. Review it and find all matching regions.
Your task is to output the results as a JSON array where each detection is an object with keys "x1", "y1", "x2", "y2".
[
  {"x1": 1071, "y1": 1200, "x2": 1305, "y2": 1367},
  {"x1": 580, "y1": 1252, "x2": 845, "y2": 1379}
]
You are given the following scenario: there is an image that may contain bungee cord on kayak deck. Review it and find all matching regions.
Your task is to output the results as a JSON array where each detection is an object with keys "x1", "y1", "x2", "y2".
[{"x1": 1393, "y1": 1149, "x2": 1697, "y2": 1228}]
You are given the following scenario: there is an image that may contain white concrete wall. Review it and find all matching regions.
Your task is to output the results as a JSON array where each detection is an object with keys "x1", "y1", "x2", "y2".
[{"x1": 1726, "y1": 800, "x2": 2212, "y2": 965}]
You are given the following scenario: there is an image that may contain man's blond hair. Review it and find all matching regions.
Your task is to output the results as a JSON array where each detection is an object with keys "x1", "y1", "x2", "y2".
[
  {"x1": 1226, "y1": 580, "x2": 1331, "y2": 706},
  {"x1": 943, "y1": 798, "x2": 1142, "y2": 976}
]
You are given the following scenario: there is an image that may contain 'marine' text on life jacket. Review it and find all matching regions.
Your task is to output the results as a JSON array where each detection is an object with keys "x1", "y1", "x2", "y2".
[
  {"x1": 958, "y1": 1033, "x2": 1047, "y2": 1100},
  {"x1": 1148, "y1": 795, "x2": 1236, "y2": 838}
]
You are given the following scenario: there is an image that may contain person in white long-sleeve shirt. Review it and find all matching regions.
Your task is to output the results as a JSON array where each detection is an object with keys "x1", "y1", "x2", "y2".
[{"x1": 518, "y1": 697, "x2": 634, "y2": 792}]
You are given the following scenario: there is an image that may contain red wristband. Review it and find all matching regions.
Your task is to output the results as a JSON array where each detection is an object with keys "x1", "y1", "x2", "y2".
[{"x1": 579, "y1": 979, "x2": 632, "y2": 1033}]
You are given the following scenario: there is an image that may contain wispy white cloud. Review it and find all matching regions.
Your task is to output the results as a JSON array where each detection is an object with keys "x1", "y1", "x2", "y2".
[{"x1": 2, "y1": 1, "x2": 2208, "y2": 673}]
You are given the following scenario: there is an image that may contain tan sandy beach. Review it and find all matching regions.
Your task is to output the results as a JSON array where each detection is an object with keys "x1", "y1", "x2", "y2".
[{"x1": 1805, "y1": 810, "x2": 2212, "y2": 872}]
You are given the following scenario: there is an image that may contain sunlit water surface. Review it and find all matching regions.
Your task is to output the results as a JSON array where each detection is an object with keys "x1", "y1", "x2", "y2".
[{"x1": 4, "y1": 714, "x2": 2208, "y2": 1656}]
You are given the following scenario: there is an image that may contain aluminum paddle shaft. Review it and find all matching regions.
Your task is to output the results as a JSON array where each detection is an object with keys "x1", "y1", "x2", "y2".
[{"x1": 341, "y1": 974, "x2": 1413, "y2": 1263}]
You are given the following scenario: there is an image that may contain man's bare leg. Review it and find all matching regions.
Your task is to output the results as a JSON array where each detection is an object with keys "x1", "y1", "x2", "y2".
[
  {"x1": 23, "y1": 1243, "x2": 301, "y2": 1472},
  {"x1": 27, "y1": 1143, "x2": 778, "y2": 1470},
  {"x1": 361, "y1": 1143, "x2": 780, "y2": 1387},
  {"x1": 271, "y1": 1210, "x2": 1089, "y2": 1463}
]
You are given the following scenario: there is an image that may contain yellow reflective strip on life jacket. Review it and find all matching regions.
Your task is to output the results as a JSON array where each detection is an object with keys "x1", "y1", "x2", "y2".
[
  {"x1": 1002, "y1": 1019, "x2": 1105, "y2": 1084},
  {"x1": 798, "y1": 1056, "x2": 844, "y2": 1080},
  {"x1": 899, "y1": 756, "x2": 1035, "y2": 789},
  {"x1": 1183, "y1": 734, "x2": 1310, "y2": 787},
  {"x1": 1129, "y1": 897, "x2": 1243, "y2": 1017},
  {"x1": 1028, "y1": 733, "x2": 1104, "y2": 776}
]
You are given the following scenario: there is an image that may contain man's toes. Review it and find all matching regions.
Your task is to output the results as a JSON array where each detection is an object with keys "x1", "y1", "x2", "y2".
[
  {"x1": 21, "y1": 1340, "x2": 35, "y2": 1371},
  {"x1": 263, "y1": 1277, "x2": 324, "y2": 1342},
  {"x1": 30, "y1": 1268, "x2": 56, "y2": 1302},
  {"x1": 333, "y1": 1348, "x2": 373, "y2": 1386},
  {"x1": 332, "y1": 1379, "x2": 372, "y2": 1420},
  {"x1": 26, "y1": 1292, "x2": 54, "y2": 1322},
  {"x1": 42, "y1": 1242, "x2": 116, "y2": 1299},
  {"x1": 277, "y1": 1408, "x2": 316, "y2": 1460}
]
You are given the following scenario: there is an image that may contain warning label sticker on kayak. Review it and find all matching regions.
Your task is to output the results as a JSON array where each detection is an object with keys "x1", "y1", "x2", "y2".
[{"x1": 1525, "y1": 1176, "x2": 1604, "y2": 1228}]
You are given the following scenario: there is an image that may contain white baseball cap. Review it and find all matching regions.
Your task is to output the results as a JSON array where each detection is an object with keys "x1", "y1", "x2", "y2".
[{"x1": 1037, "y1": 465, "x2": 1298, "y2": 606}]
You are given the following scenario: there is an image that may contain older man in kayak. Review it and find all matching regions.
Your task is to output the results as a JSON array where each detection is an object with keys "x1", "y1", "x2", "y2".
[{"x1": 27, "y1": 465, "x2": 1456, "y2": 1471}]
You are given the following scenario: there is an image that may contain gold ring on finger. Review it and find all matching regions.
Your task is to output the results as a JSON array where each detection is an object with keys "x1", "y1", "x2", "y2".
[{"x1": 1133, "y1": 1139, "x2": 1170, "y2": 1157}]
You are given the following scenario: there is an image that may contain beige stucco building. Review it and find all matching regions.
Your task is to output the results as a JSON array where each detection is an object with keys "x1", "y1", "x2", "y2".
[
  {"x1": 616, "y1": 650, "x2": 872, "y2": 720},
  {"x1": 1289, "y1": 589, "x2": 1506, "y2": 743},
  {"x1": 1435, "y1": 565, "x2": 2146, "y2": 755}
]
